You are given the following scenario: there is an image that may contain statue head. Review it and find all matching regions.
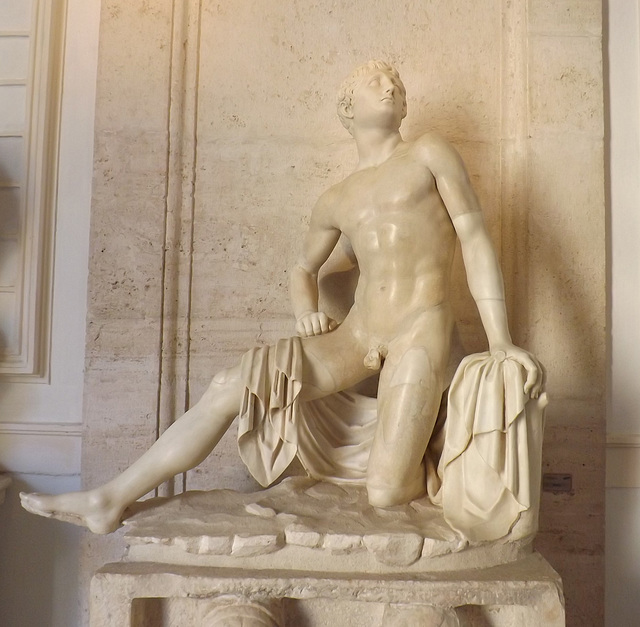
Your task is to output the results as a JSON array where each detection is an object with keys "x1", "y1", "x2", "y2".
[{"x1": 337, "y1": 60, "x2": 407, "y2": 135}]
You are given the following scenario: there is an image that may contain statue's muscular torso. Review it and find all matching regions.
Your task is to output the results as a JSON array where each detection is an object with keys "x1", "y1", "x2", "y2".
[
  {"x1": 297, "y1": 133, "x2": 479, "y2": 398},
  {"x1": 325, "y1": 137, "x2": 459, "y2": 345}
]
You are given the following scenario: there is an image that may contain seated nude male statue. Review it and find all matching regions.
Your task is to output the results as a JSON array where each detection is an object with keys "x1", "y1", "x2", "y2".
[{"x1": 21, "y1": 61, "x2": 543, "y2": 534}]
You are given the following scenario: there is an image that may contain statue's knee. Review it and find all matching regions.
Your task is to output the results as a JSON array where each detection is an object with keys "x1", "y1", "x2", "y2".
[
  {"x1": 367, "y1": 485, "x2": 401, "y2": 508},
  {"x1": 212, "y1": 369, "x2": 230, "y2": 385},
  {"x1": 366, "y1": 474, "x2": 425, "y2": 508},
  {"x1": 209, "y1": 366, "x2": 241, "y2": 391},
  {"x1": 367, "y1": 484, "x2": 411, "y2": 508}
]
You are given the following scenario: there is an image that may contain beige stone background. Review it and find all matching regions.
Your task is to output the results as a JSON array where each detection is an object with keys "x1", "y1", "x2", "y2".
[{"x1": 82, "y1": 0, "x2": 605, "y2": 624}]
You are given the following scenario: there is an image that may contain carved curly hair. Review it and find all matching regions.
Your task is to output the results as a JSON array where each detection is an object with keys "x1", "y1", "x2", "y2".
[{"x1": 336, "y1": 60, "x2": 407, "y2": 134}]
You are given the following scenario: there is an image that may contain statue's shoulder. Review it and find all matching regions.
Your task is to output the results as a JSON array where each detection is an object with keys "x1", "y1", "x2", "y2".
[
  {"x1": 410, "y1": 132, "x2": 466, "y2": 174},
  {"x1": 318, "y1": 180, "x2": 345, "y2": 206},
  {"x1": 310, "y1": 180, "x2": 346, "y2": 223},
  {"x1": 411, "y1": 132, "x2": 457, "y2": 160}
]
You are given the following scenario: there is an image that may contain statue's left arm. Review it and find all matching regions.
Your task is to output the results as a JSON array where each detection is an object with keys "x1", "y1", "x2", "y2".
[
  {"x1": 422, "y1": 134, "x2": 545, "y2": 398},
  {"x1": 453, "y1": 212, "x2": 544, "y2": 397}
]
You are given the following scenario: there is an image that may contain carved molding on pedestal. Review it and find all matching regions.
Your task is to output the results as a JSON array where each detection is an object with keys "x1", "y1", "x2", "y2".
[{"x1": 201, "y1": 597, "x2": 282, "y2": 627}]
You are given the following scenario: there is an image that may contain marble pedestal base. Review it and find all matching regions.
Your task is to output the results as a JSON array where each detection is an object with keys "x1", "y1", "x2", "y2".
[
  {"x1": 89, "y1": 480, "x2": 564, "y2": 626},
  {"x1": 90, "y1": 552, "x2": 564, "y2": 626}
]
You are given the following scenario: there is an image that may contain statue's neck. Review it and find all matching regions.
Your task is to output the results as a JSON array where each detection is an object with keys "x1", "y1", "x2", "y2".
[{"x1": 353, "y1": 128, "x2": 403, "y2": 170}]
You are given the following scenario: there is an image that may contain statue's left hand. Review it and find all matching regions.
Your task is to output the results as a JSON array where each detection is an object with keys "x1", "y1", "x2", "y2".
[
  {"x1": 491, "y1": 343, "x2": 546, "y2": 399},
  {"x1": 295, "y1": 311, "x2": 339, "y2": 338}
]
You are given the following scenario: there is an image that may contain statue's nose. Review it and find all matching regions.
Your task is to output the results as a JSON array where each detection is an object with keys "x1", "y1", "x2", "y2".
[{"x1": 382, "y1": 78, "x2": 395, "y2": 95}]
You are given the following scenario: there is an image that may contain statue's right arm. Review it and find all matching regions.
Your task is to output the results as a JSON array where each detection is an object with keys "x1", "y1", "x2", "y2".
[{"x1": 290, "y1": 195, "x2": 342, "y2": 337}]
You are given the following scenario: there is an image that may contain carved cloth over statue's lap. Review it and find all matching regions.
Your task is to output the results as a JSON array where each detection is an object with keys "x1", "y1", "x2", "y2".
[
  {"x1": 237, "y1": 338, "x2": 543, "y2": 541},
  {"x1": 237, "y1": 337, "x2": 378, "y2": 487}
]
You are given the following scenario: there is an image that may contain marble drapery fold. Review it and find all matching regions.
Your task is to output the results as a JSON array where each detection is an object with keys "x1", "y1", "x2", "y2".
[
  {"x1": 237, "y1": 338, "x2": 303, "y2": 487},
  {"x1": 237, "y1": 337, "x2": 379, "y2": 486},
  {"x1": 434, "y1": 352, "x2": 546, "y2": 541}
]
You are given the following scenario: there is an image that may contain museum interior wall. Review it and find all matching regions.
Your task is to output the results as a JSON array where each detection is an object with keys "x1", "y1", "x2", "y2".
[{"x1": 4, "y1": 0, "x2": 638, "y2": 625}]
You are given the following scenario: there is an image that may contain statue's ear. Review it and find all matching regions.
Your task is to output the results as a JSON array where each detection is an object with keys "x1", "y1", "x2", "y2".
[{"x1": 339, "y1": 101, "x2": 353, "y2": 120}]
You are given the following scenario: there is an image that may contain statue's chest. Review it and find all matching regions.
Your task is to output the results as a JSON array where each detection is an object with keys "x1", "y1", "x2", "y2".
[{"x1": 338, "y1": 161, "x2": 437, "y2": 238}]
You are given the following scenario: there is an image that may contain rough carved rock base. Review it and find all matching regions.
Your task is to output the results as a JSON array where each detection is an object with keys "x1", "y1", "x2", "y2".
[
  {"x1": 122, "y1": 477, "x2": 537, "y2": 572},
  {"x1": 90, "y1": 479, "x2": 564, "y2": 626}
]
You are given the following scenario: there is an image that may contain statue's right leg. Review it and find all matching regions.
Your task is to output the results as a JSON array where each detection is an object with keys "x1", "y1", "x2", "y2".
[
  {"x1": 20, "y1": 366, "x2": 245, "y2": 534},
  {"x1": 365, "y1": 310, "x2": 453, "y2": 508}
]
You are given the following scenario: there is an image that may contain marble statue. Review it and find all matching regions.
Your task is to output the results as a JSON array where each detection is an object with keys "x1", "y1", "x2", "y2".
[{"x1": 20, "y1": 61, "x2": 545, "y2": 542}]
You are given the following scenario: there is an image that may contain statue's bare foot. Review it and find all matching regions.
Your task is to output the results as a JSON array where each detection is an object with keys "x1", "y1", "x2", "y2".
[{"x1": 19, "y1": 489, "x2": 124, "y2": 534}]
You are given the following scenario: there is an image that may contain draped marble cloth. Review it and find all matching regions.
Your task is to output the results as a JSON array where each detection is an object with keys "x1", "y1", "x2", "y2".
[
  {"x1": 432, "y1": 352, "x2": 545, "y2": 541},
  {"x1": 237, "y1": 338, "x2": 544, "y2": 542}
]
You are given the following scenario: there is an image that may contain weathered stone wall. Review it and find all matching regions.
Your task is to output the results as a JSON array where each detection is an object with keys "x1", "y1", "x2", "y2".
[{"x1": 81, "y1": 1, "x2": 605, "y2": 624}]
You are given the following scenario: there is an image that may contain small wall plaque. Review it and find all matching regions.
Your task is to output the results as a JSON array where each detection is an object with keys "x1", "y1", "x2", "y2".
[{"x1": 542, "y1": 473, "x2": 572, "y2": 493}]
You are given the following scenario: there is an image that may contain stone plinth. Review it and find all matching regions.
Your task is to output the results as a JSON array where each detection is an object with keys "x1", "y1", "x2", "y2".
[
  {"x1": 90, "y1": 479, "x2": 564, "y2": 626},
  {"x1": 91, "y1": 554, "x2": 564, "y2": 626}
]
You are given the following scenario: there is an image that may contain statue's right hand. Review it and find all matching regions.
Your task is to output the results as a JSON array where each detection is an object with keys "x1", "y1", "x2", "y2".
[{"x1": 295, "y1": 311, "x2": 338, "y2": 337}]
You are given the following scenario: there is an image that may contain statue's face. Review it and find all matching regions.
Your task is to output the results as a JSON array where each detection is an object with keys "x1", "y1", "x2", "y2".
[{"x1": 351, "y1": 69, "x2": 406, "y2": 131}]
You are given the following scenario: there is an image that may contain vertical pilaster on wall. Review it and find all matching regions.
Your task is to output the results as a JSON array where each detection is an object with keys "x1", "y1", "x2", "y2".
[
  {"x1": 521, "y1": 1, "x2": 606, "y2": 624},
  {"x1": 500, "y1": 0, "x2": 530, "y2": 343},
  {"x1": 156, "y1": 0, "x2": 203, "y2": 498},
  {"x1": 81, "y1": 0, "x2": 177, "y2": 617}
]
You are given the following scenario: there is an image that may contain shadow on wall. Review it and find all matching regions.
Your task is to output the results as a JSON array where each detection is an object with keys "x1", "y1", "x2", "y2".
[
  {"x1": 413, "y1": 92, "x2": 605, "y2": 623},
  {"x1": 525, "y1": 189, "x2": 605, "y2": 626}
]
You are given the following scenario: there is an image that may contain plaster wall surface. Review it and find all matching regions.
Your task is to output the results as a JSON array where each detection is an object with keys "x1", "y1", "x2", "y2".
[
  {"x1": 82, "y1": 1, "x2": 606, "y2": 624},
  {"x1": 606, "y1": 0, "x2": 640, "y2": 625}
]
